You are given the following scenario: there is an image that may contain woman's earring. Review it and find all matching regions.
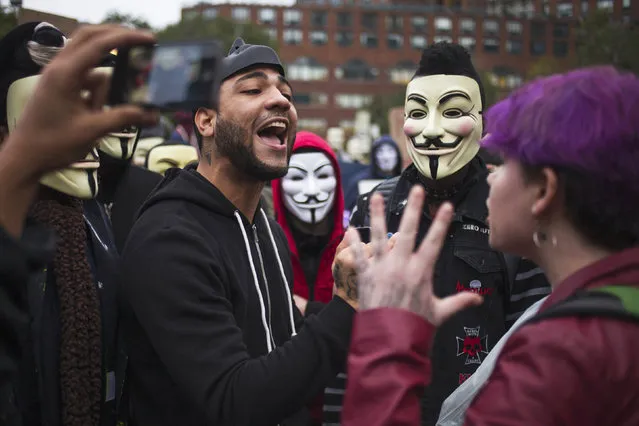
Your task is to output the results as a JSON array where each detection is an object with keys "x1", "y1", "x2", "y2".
[{"x1": 533, "y1": 230, "x2": 557, "y2": 248}]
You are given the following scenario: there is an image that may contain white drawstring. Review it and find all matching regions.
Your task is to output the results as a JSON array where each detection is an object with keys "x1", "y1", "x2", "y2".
[
  {"x1": 260, "y1": 209, "x2": 297, "y2": 337},
  {"x1": 234, "y1": 211, "x2": 273, "y2": 353}
]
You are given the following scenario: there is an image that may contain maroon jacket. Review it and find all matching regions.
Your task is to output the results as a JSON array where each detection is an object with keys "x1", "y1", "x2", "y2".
[{"x1": 343, "y1": 247, "x2": 639, "y2": 425}]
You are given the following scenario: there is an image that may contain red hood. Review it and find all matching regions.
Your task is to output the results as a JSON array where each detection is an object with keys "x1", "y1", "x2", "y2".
[{"x1": 271, "y1": 131, "x2": 345, "y2": 303}]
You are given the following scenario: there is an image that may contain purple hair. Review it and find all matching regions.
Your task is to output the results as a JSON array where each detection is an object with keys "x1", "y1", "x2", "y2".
[
  {"x1": 482, "y1": 66, "x2": 639, "y2": 249},
  {"x1": 482, "y1": 66, "x2": 639, "y2": 191}
]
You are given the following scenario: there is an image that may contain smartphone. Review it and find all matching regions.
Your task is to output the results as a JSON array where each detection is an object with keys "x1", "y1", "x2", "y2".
[
  {"x1": 355, "y1": 227, "x2": 371, "y2": 244},
  {"x1": 109, "y1": 40, "x2": 223, "y2": 112}
]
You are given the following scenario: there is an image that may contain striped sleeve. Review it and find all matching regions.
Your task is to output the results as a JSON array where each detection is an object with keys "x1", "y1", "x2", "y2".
[
  {"x1": 505, "y1": 258, "x2": 551, "y2": 329},
  {"x1": 323, "y1": 372, "x2": 347, "y2": 425}
]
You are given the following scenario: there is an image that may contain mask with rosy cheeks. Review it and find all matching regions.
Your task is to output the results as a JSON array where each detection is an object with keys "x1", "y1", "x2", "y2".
[
  {"x1": 7, "y1": 74, "x2": 100, "y2": 198},
  {"x1": 282, "y1": 152, "x2": 337, "y2": 224},
  {"x1": 404, "y1": 74, "x2": 483, "y2": 180}
]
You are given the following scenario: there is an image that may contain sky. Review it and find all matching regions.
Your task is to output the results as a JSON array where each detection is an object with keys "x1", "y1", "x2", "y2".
[{"x1": 23, "y1": 0, "x2": 294, "y2": 29}]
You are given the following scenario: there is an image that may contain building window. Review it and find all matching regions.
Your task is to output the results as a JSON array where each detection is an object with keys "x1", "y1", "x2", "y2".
[
  {"x1": 311, "y1": 11, "x2": 328, "y2": 27},
  {"x1": 287, "y1": 57, "x2": 328, "y2": 81},
  {"x1": 597, "y1": 0, "x2": 613, "y2": 10},
  {"x1": 411, "y1": 35, "x2": 427, "y2": 49},
  {"x1": 412, "y1": 16, "x2": 427, "y2": 32},
  {"x1": 557, "y1": 2, "x2": 574, "y2": 17},
  {"x1": 460, "y1": 18, "x2": 475, "y2": 33},
  {"x1": 360, "y1": 33, "x2": 378, "y2": 48},
  {"x1": 581, "y1": 0, "x2": 589, "y2": 14},
  {"x1": 258, "y1": 8, "x2": 276, "y2": 25},
  {"x1": 232, "y1": 7, "x2": 250, "y2": 22},
  {"x1": 389, "y1": 61, "x2": 416, "y2": 84},
  {"x1": 336, "y1": 31, "x2": 353, "y2": 47},
  {"x1": 483, "y1": 19, "x2": 499, "y2": 34},
  {"x1": 623, "y1": 0, "x2": 631, "y2": 9},
  {"x1": 183, "y1": 10, "x2": 199, "y2": 20},
  {"x1": 298, "y1": 118, "x2": 328, "y2": 132},
  {"x1": 553, "y1": 40, "x2": 568, "y2": 57},
  {"x1": 310, "y1": 31, "x2": 328, "y2": 45},
  {"x1": 553, "y1": 23, "x2": 570, "y2": 38},
  {"x1": 283, "y1": 29, "x2": 303, "y2": 45},
  {"x1": 335, "y1": 59, "x2": 378, "y2": 81},
  {"x1": 335, "y1": 94, "x2": 374, "y2": 109},
  {"x1": 490, "y1": 71, "x2": 523, "y2": 89},
  {"x1": 483, "y1": 38, "x2": 500, "y2": 53},
  {"x1": 337, "y1": 12, "x2": 352, "y2": 27},
  {"x1": 435, "y1": 17, "x2": 452, "y2": 32},
  {"x1": 506, "y1": 21, "x2": 522, "y2": 34},
  {"x1": 266, "y1": 28, "x2": 278, "y2": 41},
  {"x1": 387, "y1": 34, "x2": 404, "y2": 49},
  {"x1": 203, "y1": 8, "x2": 218, "y2": 19},
  {"x1": 284, "y1": 10, "x2": 302, "y2": 26},
  {"x1": 434, "y1": 35, "x2": 453, "y2": 43},
  {"x1": 293, "y1": 92, "x2": 328, "y2": 106},
  {"x1": 531, "y1": 22, "x2": 546, "y2": 38},
  {"x1": 459, "y1": 36, "x2": 476, "y2": 51},
  {"x1": 530, "y1": 40, "x2": 546, "y2": 55},
  {"x1": 386, "y1": 15, "x2": 403, "y2": 32},
  {"x1": 506, "y1": 39, "x2": 522, "y2": 54},
  {"x1": 362, "y1": 13, "x2": 377, "y2": 30}
]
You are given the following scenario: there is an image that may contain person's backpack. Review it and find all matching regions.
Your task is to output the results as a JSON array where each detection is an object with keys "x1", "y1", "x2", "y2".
[{"x1": 526, "y1": 285, "x2": 639, "y2": 326}]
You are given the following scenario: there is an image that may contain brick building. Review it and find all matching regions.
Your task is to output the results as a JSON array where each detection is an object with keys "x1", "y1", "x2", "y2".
[{"x1": 181, "y1": 0, "x2": 636, "y2": 133}]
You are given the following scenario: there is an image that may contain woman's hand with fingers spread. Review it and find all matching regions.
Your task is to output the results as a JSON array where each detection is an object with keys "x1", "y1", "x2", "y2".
[{"x1": 347, "y1": 185, "x2": 483, "y2": 326}]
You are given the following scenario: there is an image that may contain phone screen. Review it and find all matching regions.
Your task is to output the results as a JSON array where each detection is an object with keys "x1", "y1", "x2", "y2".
[{"x1": 118, "y1": 41, "x2": 222, "y2": 111}]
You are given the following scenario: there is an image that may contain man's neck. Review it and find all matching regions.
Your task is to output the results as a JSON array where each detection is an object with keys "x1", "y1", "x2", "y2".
[{"x1": 197, "y1": 160, "x2": 264, "y2": 223}]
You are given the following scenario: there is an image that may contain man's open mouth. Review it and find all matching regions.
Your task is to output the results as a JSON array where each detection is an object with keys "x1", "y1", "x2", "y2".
[{"x1": 257, "y1": 119, "x2": 288, "y2": 146}]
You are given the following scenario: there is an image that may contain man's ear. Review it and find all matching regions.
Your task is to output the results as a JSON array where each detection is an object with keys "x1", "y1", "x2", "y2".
[{"x1": 194, "y1": 108, "x2": 216, "y2": 139}]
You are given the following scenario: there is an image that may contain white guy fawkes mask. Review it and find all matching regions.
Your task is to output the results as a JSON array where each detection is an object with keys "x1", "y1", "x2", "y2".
[
  {"x1": 7, "y1": 75, "x2": 99, "y2": 199},
  {"x1": 346, "y1": 136, "x2": 371, "y2": 164},
  {"x1": 93, "y1": 68, "x2": 139, "y2": 160},
  {"x1": 375, "y1": 144, "x2": 398, "y2": 173},
  {"x1": 134, "y1": 136, "x2": 164, "y2": 166},
  {"x1": 146, "y1": 144, "x2": 198, "y2": 176},
  {"x1": 282, "y1": 152, "x2": 337, "y2": 224},
  {"x1": 404, "y1": 74, "x2": 483, "y2": 180}
]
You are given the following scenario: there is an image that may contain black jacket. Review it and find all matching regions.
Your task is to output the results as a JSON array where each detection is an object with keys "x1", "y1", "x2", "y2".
[
  {"x1": 0, "y1": 223, "x2": 53, "y2": 426},
  {"x1": 118, "y1": 168, "x2": 354, "y2": 426},
  {"x1": 348, "y1": 157, "x2": 551, "y2": 426}
]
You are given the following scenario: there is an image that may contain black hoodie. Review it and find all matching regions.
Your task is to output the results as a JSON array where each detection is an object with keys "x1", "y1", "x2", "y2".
[{"x1": 118, "y1": 167, "x2": 355, "y2": 426}]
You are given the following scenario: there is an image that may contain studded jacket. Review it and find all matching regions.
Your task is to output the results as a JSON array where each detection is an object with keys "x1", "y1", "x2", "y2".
[{"x1": 345, "y1": 156, "x2": 551, "y2": 425}]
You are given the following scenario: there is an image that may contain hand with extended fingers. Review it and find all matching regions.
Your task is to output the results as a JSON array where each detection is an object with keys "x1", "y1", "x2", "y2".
[{"x1": 346, "y1": 186, "x2": 483, "y2": 326}]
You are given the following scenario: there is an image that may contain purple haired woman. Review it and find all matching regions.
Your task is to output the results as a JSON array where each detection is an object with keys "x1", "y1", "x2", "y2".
[{"x1": 339, "y1": 66, "x2": 639, "y2": 426}]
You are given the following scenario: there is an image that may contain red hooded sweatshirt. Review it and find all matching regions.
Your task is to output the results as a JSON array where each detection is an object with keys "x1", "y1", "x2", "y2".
[{"x1": 272, "y1": 131, "x2": 345, "y2": 305}]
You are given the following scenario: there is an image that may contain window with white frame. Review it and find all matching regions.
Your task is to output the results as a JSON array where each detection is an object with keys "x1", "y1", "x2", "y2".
[
  {"x1": 265, "y1": 28, "x2": 278, "y2": 41},
  {"x1": 460, "y1": 18, "x2": 475, "y2": 33},
  {"x1": 410, "y1": 35, "x2": 427, "y2": 49},
  {"x1": 434, "y1": 35, "x2": 452, "y2": 43},
  {"x1": 287, "y1": 57, "x2": 328, "y2": 81},
  {"x1": 412, "y1": 16, "x2": 427, "y2": 31},
  {"x1": 483, "y1": 38, "x2": 500, "y2": 52},
  {"x1": 310, "y1": 31, "x2": 328, "y2": 46},
  {"x1": 293, "y1": 92, "x2": 328, "y2": 106},
  {"x1": 298, "y1": 118, "x2": 328, "y2": 132},
  {"x1": 459, "y1": 36, "x2": 476, "y2": 51},
  {"x1": 597, "y1": 0, "x2": 613, "y2": 9},
  {"x1": 203, "y1": 8, "x2": 218, "y2": 19},
  {"x1": 283, "y1": 29, "x2": 303, "y2": 45},
  {"x1": 557, "y1": 2, "x2": 574, "y2": 17},
  {"x1": 387, "y1": 34, "x2": 404, "y2": 49},
  {"x1": 506, "y1": 39, "x2": 522, "y2": 53},
  {"x1": 360, "y1": 33, "x2": 378, "y2": 48},
  {"x1": 506, "y1": 21, "x2": 522, "y2": 34},
  {"x1": 435, "y1": 17, "x2": 452, "y2": 31},
  {"x1": 335, "y1": 59, "x2": 378, "y2": 80},
  {"x1": 483, "y1": 19, "x2": 499, "y2": 34},
  {"x1": 335, "y1": 94, "x2": 373, "y2": 109},
  {"x1": 232, "y1": 7, "x2": 249, "y2": 22},
  {"x1": 284, "y1": 9, "x2": 302, "y2": 26},
  {"x1": 258, "y1": 8, "x2": 276, "y2": 25}
]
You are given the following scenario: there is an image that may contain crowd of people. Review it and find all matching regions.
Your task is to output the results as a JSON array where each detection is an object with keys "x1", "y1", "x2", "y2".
[{"x1": 0, "y1": 20, "x2": 637, "y2": 426}]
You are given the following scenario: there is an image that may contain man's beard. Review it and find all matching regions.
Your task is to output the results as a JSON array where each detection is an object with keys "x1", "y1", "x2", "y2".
[{"x1": 214, "y1": 116, "x2": 294, "y2": 181}]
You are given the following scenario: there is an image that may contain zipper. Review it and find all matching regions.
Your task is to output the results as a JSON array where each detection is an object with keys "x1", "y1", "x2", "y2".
[{"x1": 252, "y1": 224, "x2": 276, "y2": 349}]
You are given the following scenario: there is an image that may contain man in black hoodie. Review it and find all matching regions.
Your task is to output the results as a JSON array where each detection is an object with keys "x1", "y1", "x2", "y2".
[{"x1": 119, "y1": 38, "x2": 358, "y2": 426}]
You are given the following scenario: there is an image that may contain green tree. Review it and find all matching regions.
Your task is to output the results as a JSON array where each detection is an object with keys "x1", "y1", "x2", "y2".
[
  {"x1": 366, "y1": 90, "x2": 405, "y2": 135},
  {"x1": 525, "y1": 56, "x2": 571, "y2": 80},
  {"x1": 102, "y1": 10, "x2": 151, "y2": 30},
  {"x1": 478, "y1": 71, "x2": 500, "y2": 108},
  {"x1": 156, "y1": 16, "x2": 278, "y2": 52},
  {"x1": 0, "y1": 8, "x2": 17, "y2": 38},
  {"x1": 576, "y1": 10, "x2": 639, "y2": 74}
]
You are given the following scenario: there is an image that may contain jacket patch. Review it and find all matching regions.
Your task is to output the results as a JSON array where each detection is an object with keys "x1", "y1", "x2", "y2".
[
  {"x1": 455, "y1": 279, "x2": 493, "y2": 296},
  {"x1": 456, "y1": 326, "x2": 489, "y2": 365},
  {"x1": 458, "y1": 373, "x2": 473, "y2": 384}
]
